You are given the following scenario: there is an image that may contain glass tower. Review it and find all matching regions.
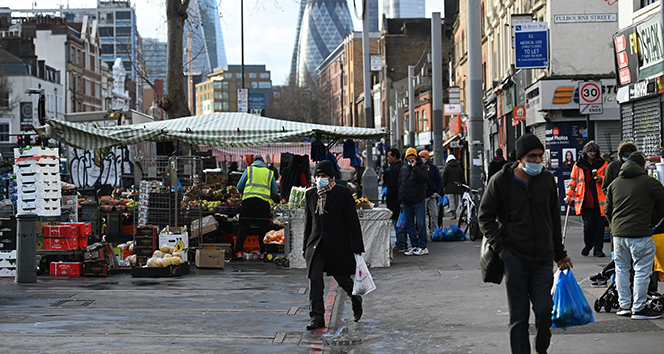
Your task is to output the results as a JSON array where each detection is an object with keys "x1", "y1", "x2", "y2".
[{"x1": 185, "y1": 0, "x2": 228, "y2": 76}]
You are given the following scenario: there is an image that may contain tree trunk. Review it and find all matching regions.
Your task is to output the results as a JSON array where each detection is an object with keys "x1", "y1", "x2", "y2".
[{"x1": 161, "y1": 0, "x2": 191, "y2": 119}]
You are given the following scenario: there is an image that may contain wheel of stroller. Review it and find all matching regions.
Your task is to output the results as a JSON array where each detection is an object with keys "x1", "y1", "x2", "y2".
[
  {"x1": 604, "y1": 301, "x2": 612, "y2": 313},
  {"x1": 649, "y1": 298, "x2": 664, "y2": 313},
  {"x1": 594, "y1": 299, "x2": 602, "y2": 313}
]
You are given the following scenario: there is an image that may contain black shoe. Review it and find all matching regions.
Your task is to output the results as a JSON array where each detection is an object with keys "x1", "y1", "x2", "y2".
[
  {"x1": 306, "y1": 318, "x2": 325, "y2": 330},
  {"x1": 581, "y1": 246, "x2": 592, "y2": 256},
  {"x1": 352, "y1": 295, "x2": 363, "y2": 322},
  {"x1": 594, "y1": 251, "x2": 606, "y2": 257},
  {"x1": 631, "y1": 307, "x2": 662, "y2": 320}
]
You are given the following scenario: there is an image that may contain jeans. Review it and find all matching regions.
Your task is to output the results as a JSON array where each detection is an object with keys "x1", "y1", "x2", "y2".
[
  {"x1": 425, "y1": 194, "x2": 439, "y2": 232},
  {"x1": 392, "y1": 218, "x2": 407, "y2": 249},
  {"x1": 503, "y1": 248, "x2": 554, "y2": 354},
  {"x1": 403, "y1": 200, "x2": 428, "y2": 249},
  {"x1": 581, "y1": 207, "x2": 604, "y2": 253},
  {"x1": 613, "y1": 236, "x2": 656, "y2": 312},
  {"x1": 446, "y1": 193, "x2": 461, "y2": 216}
]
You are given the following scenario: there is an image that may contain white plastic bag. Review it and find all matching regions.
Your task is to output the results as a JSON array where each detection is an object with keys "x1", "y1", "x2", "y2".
[{"x1": 352, "y1": 254, "x2": 376, "y2": 295}]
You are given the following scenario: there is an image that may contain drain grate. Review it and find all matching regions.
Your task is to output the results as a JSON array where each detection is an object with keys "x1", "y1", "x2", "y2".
[
  {"x1": 0, "y1": 315, "x2": 28, "y2": 323},
  {"x1": 29, "y1": 293, "x2": 75, "y2": 299},
  {"x1": 323, "y1": 339, "x2": 363, "y2": 346},
  {"x1": 51, "y1": 299, "x2": 94, "y2": 308}
]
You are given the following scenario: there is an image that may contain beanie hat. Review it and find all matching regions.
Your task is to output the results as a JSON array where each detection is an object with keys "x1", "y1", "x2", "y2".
[
  {"x1": 254, "y1": 155, "x2": 264, "y2": 162},
  {"x1": 446, "y1": 154, "x2": 456, "y2": 163},
  {"x1": 314, "y1": 160, "x2": 335, "y2": 178},
  {"x1": 406, "y1": 147, "x2": 417, "y2": 157},
  {"x1": 515, "y1": 134, "x2": 544, "y2": 160},
  {"x1": 418, "y1": 150, "x2": 429, "y2": 159}
]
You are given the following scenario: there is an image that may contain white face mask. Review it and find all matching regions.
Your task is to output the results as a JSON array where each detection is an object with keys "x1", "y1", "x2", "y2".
[{"x1": 316, "y1": 177, "x2": 330, "y2": 188}]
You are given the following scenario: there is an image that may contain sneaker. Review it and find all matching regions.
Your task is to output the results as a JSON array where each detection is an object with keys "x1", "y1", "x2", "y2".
[
  {"x1": 232, "y1": 252, "x2": 243, "y2": 260},
  {"x1": 393, "y1": 245, "x2": 407, "y2": 253},
  {"x1": 616, "y1": 307, "x2": 631, "y2": 316},
  {"x1": 631, "y1": 307, "x2": 662, "y2": 320},
  {"x1": 589, "y1": 273, "x2": 608, "y2": 287},
  {"x1": 404, "y1": 247, "x2": 419, "y2": 256},
  {"x1": 414, "y1": 248, "x2": 429, "y2": 255}
]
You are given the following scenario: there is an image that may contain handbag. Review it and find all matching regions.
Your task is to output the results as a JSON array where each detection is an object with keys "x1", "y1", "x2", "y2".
[{"x1": 480, "y1": 168, "x2": 514, "y2": 284}]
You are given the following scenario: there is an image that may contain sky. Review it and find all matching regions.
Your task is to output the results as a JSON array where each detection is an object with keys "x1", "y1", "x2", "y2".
[{"x1": 1, "y1": 0, "x2": 443, "y2": 85}]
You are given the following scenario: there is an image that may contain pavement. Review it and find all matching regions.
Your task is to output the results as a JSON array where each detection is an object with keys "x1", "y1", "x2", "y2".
[{"x1": 1, "y1": 214, "x2": 664, "y2": 353}]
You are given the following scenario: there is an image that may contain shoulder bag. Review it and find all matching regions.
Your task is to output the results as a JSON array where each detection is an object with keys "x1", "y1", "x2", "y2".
[{"x1": 480, "y1": 168, "x2": 515, "y2": 284}]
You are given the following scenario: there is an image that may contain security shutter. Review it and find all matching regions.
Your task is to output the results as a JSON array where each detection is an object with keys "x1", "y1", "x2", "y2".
[
  {"x1": 621, "y1": 104, "x2": 633, "y2": 142},
  {"x1": 595, "y1": 121, "x2": 622, "y2": 156},
  {"x1": 532, "y1": 123, "x2": 546, "y2": 144},
  {"x1": 631, "y1": 97, "x2": 661, "y2": 157}
]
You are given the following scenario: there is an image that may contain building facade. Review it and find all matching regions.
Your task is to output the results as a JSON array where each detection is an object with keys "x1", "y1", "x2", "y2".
[{"x1": 195, "y1": 65, "x2": 272, "y2": 115}]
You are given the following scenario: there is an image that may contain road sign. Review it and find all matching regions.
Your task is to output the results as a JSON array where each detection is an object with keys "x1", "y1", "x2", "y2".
[
  {"x1": 237, "y1": 89, "x2": 248, "y2": 112},
  {"x1": 578, "y1": 81, "x2": 603, "y2": 114},
  {"x1": 514, "y1": 22, "x2": 549, "y2": 69}
]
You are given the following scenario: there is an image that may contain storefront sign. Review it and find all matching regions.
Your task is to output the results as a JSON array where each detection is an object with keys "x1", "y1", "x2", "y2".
[
  {"x1": 449, "y1": 116, "x2": 463, "y2": 135},
  {"x1": 444, "y1": 104, "x2": 464, "y2": 115},
  {"x1": 513, "y1": 106, "x2": 526, "y2": 121},
  {"x1": 613, "y1": 11, "x2": 664, "y2": 86}
]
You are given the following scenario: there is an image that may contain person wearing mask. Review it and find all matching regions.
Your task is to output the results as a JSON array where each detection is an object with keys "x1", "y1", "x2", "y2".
[
  {"x1": 234, "y1": 155, "x2": 279, "y2": 260},
  {"x1": 488, "y1": 148, "x2": 508, "y2": 181},
  {"x1": 384, "y1": 148, "x2": 406, "y2": 252},
  {"x1": 564, "y1": 141, "x2": 608, "y2": 257},
  {"x1": 442, "y1": 155, "x2": 465, "y2": 219},
  {"x1": 303, "y1": 160, "x2": 365, "y2": 330},
  {"x1": 479, "y1": 133, "x2": 572, "y2": 354},
  {"x1": 419, "y1": 150, "x2": 443, "y2": 233},
  {"x1": 398, "y1": 148, "x2": 429, "y2": 256},
  {"x1": 604, "y1": 152, "x2": 664, "y2": 319}
]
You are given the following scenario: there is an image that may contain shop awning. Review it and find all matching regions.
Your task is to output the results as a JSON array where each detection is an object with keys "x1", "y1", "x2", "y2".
[
  {"x1": 35, "y1": 113, "x2": 387, "y2": 150},
  {"x1": 443, "y1": 134, "x2": 461, "y2": 149}
]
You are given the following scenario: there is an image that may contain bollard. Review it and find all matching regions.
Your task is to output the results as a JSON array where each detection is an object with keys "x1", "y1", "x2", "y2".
[{"x1": 15, "y1": 213, "x2": 37, "y2": 283}]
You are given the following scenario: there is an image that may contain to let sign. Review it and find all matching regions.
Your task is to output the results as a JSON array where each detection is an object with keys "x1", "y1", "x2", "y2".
[
  {"x1": 515, "y1": 22, "x2": 549, "y2": 69},
  {"x1": 579, "y1": 81, "x2": 603, "y2": 114}
]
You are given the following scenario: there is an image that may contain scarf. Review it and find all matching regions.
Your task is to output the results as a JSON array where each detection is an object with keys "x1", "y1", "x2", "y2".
[{"x1": 315, "y1": 180, "x2": 336, "y2": 215}]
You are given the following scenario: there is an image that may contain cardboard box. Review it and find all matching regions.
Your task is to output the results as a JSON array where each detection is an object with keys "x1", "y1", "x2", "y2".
[
  {"x1": 196, "y1": 247, "x2": 226, "y2": 268},
  {"x1": 84, "y1": 248, "x2": 106, "y2": 262},
  {"x1": 205, "y1": 171, "x2": 226, "y2": 185},
  {"x1": 44, "y1": 225, "x2": 78, "y2": 239},
  {"x1": 190, "y1": 215, "x2": 218, "y2": 238},
  {"x1": 45, "y1": 236, "x2": 78, "y2": 251},
  {"x1": 50, "y1": 262, "x2": 83, "y2": 277},
  {"x1": 136, "y1": 225, "x2": 159, "y2": 237},
  {"x1": 61, "y1": 222, "x2": 92, "y2": 236},
  {"x1": 159, "y1": 227, "x2": 189, "y2": 262},
  {"x1": 84, "y1": 262, "x2": 108, "y2": 276},
  {"x1": 201, "y1": 243, "x2": 232, "y2": 258},
  {"x1": 133, "y1": 247, "x2": 154, "y2": 257}
]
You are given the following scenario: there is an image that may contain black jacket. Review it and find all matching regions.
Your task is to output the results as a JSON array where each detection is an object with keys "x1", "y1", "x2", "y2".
[
  {"x1": 488, "y1": 157, "x2": 508, "y2": 181},
  {"x1": 303, "y1": 185, "x2": 365, "y2": 277},
  {"x1": 424, "y1": 162, "x2": 443, "y2": 197},
  {"x1": 398, "y1": 159, "x2": 428, "y2": 205},
  {"x1": 442, "y1": 160, "x2": 465, "y2": 194},
  {"x1": 383, "y1": 160, "x2": 403, "y2": 220},
  {"x1": 478, "y1": 165, "x2": 567, "y2": 263}
]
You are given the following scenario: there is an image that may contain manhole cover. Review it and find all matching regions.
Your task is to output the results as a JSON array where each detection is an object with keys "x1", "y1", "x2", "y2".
[
  {"x1": 51, "y1": 300, "x2": 94, "y2": 308},
  {"x1": 29, "y1": 293, "x2": 75, "y2": 299},
  {"x1": 0, "y1": 316, "x2": 28, "y2": 323}
]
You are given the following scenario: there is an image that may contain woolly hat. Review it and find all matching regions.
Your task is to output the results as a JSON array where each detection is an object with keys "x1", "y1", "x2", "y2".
[
  {"x1": 446, "y1": 154, "x2": 456, "y2": 163},
  {"x1": 418, "y1": 150, "x2": 430, "y2": 159},
  {"x1": 515, "y1": 134, "x2": 544, "y2": 160},
  {"x1": 253, "y1": 155, "x2": 264, "y2": 162},
  {"x1": 314, "y1": 160, "x2": 335, "y2": 178},
  {"x1": 405, "y1": 147, "x2": 417, "y2": 157}
]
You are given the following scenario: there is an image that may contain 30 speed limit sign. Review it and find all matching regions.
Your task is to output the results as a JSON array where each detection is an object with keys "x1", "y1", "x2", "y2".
[{"x1": 579, "y1": 81, "x2": 603, "y2": 114}]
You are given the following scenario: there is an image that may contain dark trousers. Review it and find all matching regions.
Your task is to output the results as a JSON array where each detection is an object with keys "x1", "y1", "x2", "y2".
[
  {"x1": 235, "y1": 197, "x2": 270, "y2": 253},
  {"x1": 581, "y1": 207, "x2": 604, "y2": 253},
  {"x1": 308, "y1": 248, "x2": 359, "y2": 320},
  {"x1": 503, "y1": 248, "x2": 554, "y2": 354}
]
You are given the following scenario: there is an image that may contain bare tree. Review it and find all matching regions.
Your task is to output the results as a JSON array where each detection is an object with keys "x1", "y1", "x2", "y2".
[
  {"x1": 0, "y1": 69, "x2": 18, "y2": 117},
  {"x1": 162, "y1": 0, "x2": 192, "y2": 119},
  {"x1": 269, "y1": 72, "x2": 324, "y2": 124}
]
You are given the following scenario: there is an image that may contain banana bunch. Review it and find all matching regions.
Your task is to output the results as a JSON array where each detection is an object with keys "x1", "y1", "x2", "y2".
[
  {"x1": 174, "y1": 237, "x2": 186, "y2": 252},
  {"x1": 353, "y1": 194, "x2": 371, "y2": 207}
]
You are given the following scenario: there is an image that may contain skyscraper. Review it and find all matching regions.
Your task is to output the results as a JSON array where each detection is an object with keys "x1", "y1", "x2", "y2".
[
  {"x1": 380, "y1": 0, "x2": 426, "y2": 19},
  {"x1": 295, "y1": 0, "x2": 354, "y2": 86},
  {"x1": 185, "y1": 0, "x2": 228, "y2": 76}
]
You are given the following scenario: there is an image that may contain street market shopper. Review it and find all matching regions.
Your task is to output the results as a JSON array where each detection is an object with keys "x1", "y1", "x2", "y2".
[
  {"x1": 442, "y1": 154, "x2": 465, "y2": 219},
  {"x1": 479, "y1": 133, "x2": 572, "y2": 354},
  {"x1": 234, "y1": 155, "x2": 279, "y2": 259},
  {"x1": 303, "y1": 160, "x2": 365, "y2": 330},
  {"x1": 601, "y1": 141, "x2": 637, "y2": 195},
  {"x1": 604, "y1": 152, "x2": 664, "y2": 320},
  {"x1": 564, "y1": 141, "x2": 608, "y2": 257},
  {"x1": 399, "y1": 147, "x2": 429, "y2": 256},
  {"x1": 419, "y1": 149, "x2": 443, "y2": 233},
  {"x1": 384, "y1": 148, "x2": 406, "y2": 251}
]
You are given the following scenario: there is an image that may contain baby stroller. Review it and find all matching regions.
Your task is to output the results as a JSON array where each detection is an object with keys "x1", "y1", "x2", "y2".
[{"x1": 592, "y1": 260, "x2": 664, "y2": 313}]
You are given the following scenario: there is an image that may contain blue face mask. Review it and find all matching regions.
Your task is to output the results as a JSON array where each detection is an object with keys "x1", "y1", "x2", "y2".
[
  {"x1": 522, "y1": 161, "x2": 544, "y2": 176},
  {"x1": 622, "y1": 156, "x2": 628, "y2": 162},
  {"x1": 316, "y1": 177, "x2": 330, "y2": 188}
]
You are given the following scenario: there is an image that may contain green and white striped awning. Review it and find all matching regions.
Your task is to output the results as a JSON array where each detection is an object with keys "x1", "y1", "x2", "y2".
[{"x1": 36, "y1": 112, "x2": 387, "y2": 150}]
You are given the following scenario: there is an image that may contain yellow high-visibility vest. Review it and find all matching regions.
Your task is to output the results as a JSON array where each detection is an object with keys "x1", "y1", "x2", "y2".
[{"x1": 242, "y1": 166, "x2": 274, "y2": 204}]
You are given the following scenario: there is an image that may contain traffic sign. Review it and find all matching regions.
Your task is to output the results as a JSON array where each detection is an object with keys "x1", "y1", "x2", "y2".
[
  {"x1": 238, "y1": 89, "x2": 248, "y2": 112},
  {"x1": 578, "y1": 81, "x2": 603, "y2": 114},
  {"x1": 514, "y1": 22, "x2": 549, "y2": 69}
]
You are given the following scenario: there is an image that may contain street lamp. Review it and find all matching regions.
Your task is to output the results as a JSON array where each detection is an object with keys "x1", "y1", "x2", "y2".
[{"x1": 304, "y1": 88, "x2": 313, "y2": 123}]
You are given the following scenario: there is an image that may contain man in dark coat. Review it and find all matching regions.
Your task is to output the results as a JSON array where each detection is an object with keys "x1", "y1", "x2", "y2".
[
  {"x1": 303, "y1": 160, "x2": 365, "y2": 330},
  {"x1": 442, "y1": 155, "x2": 465, "y2": 219},
  {"x1": 398, "y1": 147, "x2": 429, "y2": 256},
  {"x1": 280, "y1": 155, "x2": 310, "y2": 202},
  {"x1": 384, "y1": 148, "x2": 406, "y2": 251},
  {"x1": 419, "y1": 150, "x2": 443, "y2": 233},
  {"x1": 488, "y1": 148, "x2": 508, "y2": 181},
  {"x1": 601, "y1": 141, "x2": 637, "y2": 195}
]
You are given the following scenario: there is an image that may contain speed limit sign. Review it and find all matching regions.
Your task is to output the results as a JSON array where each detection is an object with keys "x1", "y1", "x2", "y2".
[{"x1": 579, "y1": 81, "x2": 603, "y2": 114}]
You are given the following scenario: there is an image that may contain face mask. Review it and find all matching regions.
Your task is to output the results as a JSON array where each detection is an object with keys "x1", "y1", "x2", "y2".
[
  {"x1": 316, "y1": 177, "x2": 330, "y2": 188},
  {"x1": 622, "y1": 156, "x2": 628, "y2": 162},
  {"x1": 522, "y1": 160, "x2": 544, "y2": 176},
  {"x1": 421, "y1": 157, "x2": 427, "y2": 164}
]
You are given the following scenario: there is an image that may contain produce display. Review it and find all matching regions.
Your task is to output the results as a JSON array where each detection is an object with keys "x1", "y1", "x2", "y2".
[
  {"x1": 99, "y1": 196, "x2": 138, "y2": 212},
  {"x1": 182, "y1": 185, "x2": 242, "y2": 213},
  {"x1": 353, "y1": 194, "x2": 374, "y2": 209},
  {"x1": 287, "y1": 187, "x2": 307, "y2": 209},
  {"x1": 144, "y1": 245, "x2": 185, "y2": 267},
  {"x1": 263, "y1": 229, "x2": 285, "y2": 245}
]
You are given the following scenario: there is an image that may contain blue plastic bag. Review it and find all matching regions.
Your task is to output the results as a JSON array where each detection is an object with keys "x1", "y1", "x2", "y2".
[
  {"x1": 442, "y1": 195, "x2": 449, "y2": 207},
  {"x1": 551, "y1": 269, "x2": 594, "y2": 328},
  {"x1": 431, "y1": 228, "x2": 444, "y2": 241},
  {"x1": 442, "y1": 224, "x2": 466, "y2": 241},
  {"x1": 396, "y1": 210, "x2": 406, "y2": 233}
]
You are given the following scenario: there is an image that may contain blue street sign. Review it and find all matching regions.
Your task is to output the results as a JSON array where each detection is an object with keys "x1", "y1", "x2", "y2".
[
  {"x1": 514, "y1": 22, "x2": 549, "y2": 69},
  {"x1": 249, "y1": 93, "x2": 265, "y2": 110}
]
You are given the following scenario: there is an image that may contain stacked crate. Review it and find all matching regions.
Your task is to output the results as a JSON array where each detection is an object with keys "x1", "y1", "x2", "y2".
[{"x1": 13, "y1": 147, "x2": 60, "y2": 216}]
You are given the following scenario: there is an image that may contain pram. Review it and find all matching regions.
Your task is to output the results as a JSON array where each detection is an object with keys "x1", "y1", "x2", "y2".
[{"x1": 592, "y1": 260, "x2": 664, "y2": 313}]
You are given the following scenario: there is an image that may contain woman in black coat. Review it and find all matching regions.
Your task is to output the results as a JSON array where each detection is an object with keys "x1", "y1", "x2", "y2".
[{"x1": 303, "y1": 160, "x2": 365, "y2": 330}]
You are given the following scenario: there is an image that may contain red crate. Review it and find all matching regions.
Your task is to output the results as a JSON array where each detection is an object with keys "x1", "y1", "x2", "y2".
[
  {"x1": 50, "y1": 262, "x2": 83, "y2": 277},
  {"x1": 45, "y1": 236, "x2": 78, "y2": 251},
  {"x1": 44, "y1": 225, "x2": 78, "y2": 239},
  {"x1": 62, "y1": 222, "x2": 92, "y2": 236},
  {"x1": 243, "y1": 235, "x2": 260, "y2": 253},
  {"x1": 78, "y1": 235, "x2": 88, "y2": 249}
]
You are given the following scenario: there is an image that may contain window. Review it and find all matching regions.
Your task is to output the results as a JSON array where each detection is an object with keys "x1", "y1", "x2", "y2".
[
  {"x1": 105, "y1": 61, "x2": 115, "y2": 69},
  {"x1": 99, "y1": 27, "x2": 114, "y2": 37},
  {"x1": 214, "y1": 102, "x2": 222, "y2": 111},
  {"x1": 213, "y1": 81, "x2": 222, "y2": 89},
  {"x1": 105, "y1": 12, "x2": 113, "y2": 22},
  {"x1": 222, "y1": 102, "x2": 229, "y2": 110},
  {"x1": 123, "y1": 61, "x2": 132, "y2": 71},
  {"x1": 260, "y1": 73, "x2": 270, "y2": 79},
  {"x1": 116, "y1": 11, "x2": 131, "y2": 20},
  {"x1": 258, "y1": 82, "x2": 271, "y2": 89},
  {"x1": 77, "y1": 77, "x2": 82, "y2": 92},
  {"x1": 224, "y1": 73, "x2": 232, "y2": 79},
  {"x1": 642, "y1": 0, "x2": 659, "y2": 8},
  {"x1": 116, "y1": 44, "x2": 129, "y2": 54},
  {"x1": 249, "y1": 73, "x2": 256, "y2": 78},
  {"x1": 251, "y1": 82, "x2": 258, "y2": 89},
  {"x1": 0, "y1": 123, "x2": 8, "y2": 142},
  {"x1": 70, "y1": 46, "x2": 76, "y2": 62},
  {"x1": 236, "y1": 73, "x2": 242, "y2": 78},
  {"x1": 77, "y1": 49, "x2": 81, "y2": 65},
  {"x1": 116, "y1": 26, "x2": 131, "y2": 37},
  {"x1": 0, "y1": 92, "x2": 9, "y2": 108},
  {"x1": 90, "y1": 55, "x2": 95, "y2": 71},
  {"x1": 223, "y1": 82, "x2": 229, "y2": 88},
  {"x1": 214, "y1": 92, "x2": 223, "y2": 99}
]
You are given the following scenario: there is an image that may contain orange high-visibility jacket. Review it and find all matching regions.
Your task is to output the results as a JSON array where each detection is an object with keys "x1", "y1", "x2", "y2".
[{"x1": 566, "y1": 160, "x2": 608, "y2": 215}]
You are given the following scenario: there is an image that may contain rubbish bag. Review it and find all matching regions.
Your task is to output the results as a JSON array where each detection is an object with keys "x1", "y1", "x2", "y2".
[
  {"x1": 396, "y1": 210, "x2": 406, "y2": 233},
  {"x1": 442, "y1": 195, "x2": 449, "y2": 207},
  {"x1": 442, "y1": 224, "x2": 466, "y2": 241},
  {"x1": 352, "y1": 254, "x2": 376, "y2": 296},
  {"x1": 551, "y1": 269, "x2": 594, "y2": 328},
  {"x1": 431, "y1": 228, "x2": 444, "y2": 241}
]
